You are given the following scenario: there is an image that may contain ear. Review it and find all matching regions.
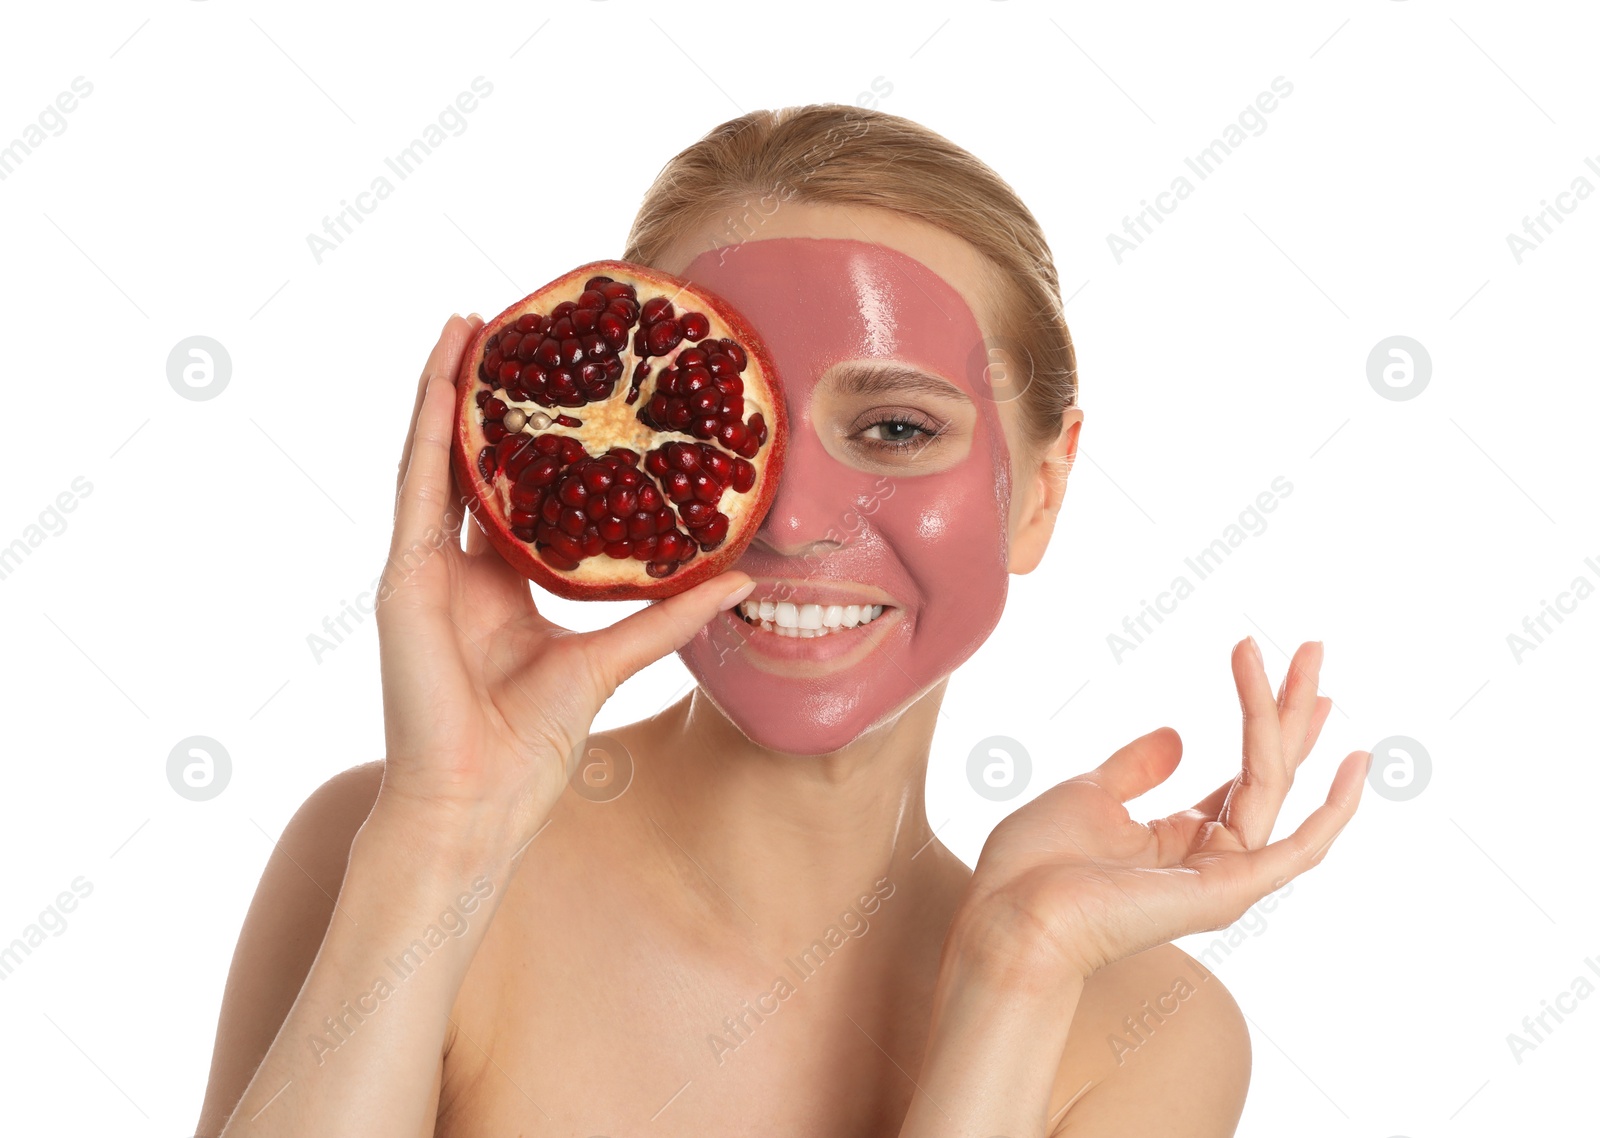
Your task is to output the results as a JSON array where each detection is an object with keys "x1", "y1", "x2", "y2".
[{"x1": 1008, "y1": 407, "x2": 1082, "y2": 575}]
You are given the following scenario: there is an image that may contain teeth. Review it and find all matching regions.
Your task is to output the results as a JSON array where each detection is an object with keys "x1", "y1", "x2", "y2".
[{"x1": 735, "y1": 599, "x2": 888, "y2": 637}]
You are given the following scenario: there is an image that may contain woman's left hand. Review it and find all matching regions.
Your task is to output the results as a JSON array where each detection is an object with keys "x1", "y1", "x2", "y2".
[{"x1": 951, "y1": 638, "x2": 1370, "y2": 982}]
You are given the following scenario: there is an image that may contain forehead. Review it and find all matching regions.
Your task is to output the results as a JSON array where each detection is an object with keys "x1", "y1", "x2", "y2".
[
  {"x1": 655, "y1": 201, "x2": 1000, "y2": 339},
  {"x1": 678, "y1": 237, "x2": 988, "y2": 399}
]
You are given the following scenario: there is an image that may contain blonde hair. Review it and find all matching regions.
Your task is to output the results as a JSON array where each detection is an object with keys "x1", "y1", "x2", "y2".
[{"x1": 622, "y1": 104, "x2": 1077, "y2": 458}]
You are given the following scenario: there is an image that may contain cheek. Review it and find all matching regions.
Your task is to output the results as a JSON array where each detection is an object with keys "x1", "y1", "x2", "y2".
[{"x1": 873, "y1": 431, "x2": 1012, "y2": 613}]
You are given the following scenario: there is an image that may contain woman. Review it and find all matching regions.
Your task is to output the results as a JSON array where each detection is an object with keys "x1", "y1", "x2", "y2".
[{"x1": 196, "y1": 105, "x2": 1367, "y2": 1137}]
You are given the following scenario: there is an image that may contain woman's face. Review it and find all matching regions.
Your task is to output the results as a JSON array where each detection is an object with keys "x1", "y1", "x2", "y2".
[{"x1": 659, "y1": 204, "x2": 1058, "y2": 755}]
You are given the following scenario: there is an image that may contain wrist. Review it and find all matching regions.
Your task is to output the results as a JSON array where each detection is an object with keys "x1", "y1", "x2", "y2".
[
  {"x1": 944, "y1": 892, "x2": 1094, "y2": 992},
  {"x1": 358, "y1": 788, "x2": 527, "y2": 881}
]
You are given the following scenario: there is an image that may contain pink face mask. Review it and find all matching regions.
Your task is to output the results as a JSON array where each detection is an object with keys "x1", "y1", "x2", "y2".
[{"x1": 674, "y1": 237, "x2": 1013, "y2": 755}]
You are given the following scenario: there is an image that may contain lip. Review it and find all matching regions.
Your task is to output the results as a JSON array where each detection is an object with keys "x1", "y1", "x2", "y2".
[{"x1": 717, "y1": 578, "x2": 903, "y2": 675}]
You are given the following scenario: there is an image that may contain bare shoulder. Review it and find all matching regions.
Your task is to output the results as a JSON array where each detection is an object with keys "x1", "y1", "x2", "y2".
[
  {"x1": 193, "y1": 761, "x2": 385, "y2": 1136},
  {"x1": 1048, "y1": 943, "x2": 1252, "y2": 1137}
]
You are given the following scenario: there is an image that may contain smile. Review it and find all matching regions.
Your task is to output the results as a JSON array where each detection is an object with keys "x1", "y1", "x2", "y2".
[{"x1": 734, "y1": 599, "x2": 891, "y2": 638}]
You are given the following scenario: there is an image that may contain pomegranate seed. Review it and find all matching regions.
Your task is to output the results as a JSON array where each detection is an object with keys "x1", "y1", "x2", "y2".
[
  {"x1": 477, "y1": 446, "x2": 497, "y2": 480},
  {"x1": 604, "y1": 541, "x2": 632, "y2": 559},
  {"x1": 607, "y1": 486, "x2": 637, "y2": 516},
  {"x1": 541, "y1": 496, "x2": 562, "y2": 525},
  {"x1": 539, "y1": 546, "x2": 578, "y2": 571},
  {"x1": 691, "y1": 474, "x2": 721, "y2": 503},
  {"x1": 681, "y1": 312, "x2": 710, "y2": 340},
  {"x1": 646, "y1": 320, "x2": 684, "y2": 355},
  {"x1": 730, "y1": 458, "x2": 756, "y2": 493},
  {"x1": 632, "y1": 536, "x2": 659, "y2": 560},
  {"x1": 523, "y1": 455, "x2": 561, "y2": 486},
  {"x1": 646, "y1": 561, "x2": 677, "y2": 578},
  {"x1": 641, "y1": 296, "x2": 674, "y2": 323},
  {"x1": 697, "y1": 514, "x2": 729, "y2": 549},
  {"x1": 484, "y1": 421, "x2": 509, "y2": 443},
  {"x1": 550, "y1": 530, "x2": 585, "y2": 561},
  {"x1": 557, "y1": 478, "x2": 587, "y2": 508},
  {"x1": 515, "y1": 314, "x2": 538, "y2": 333},
  {"x1": 597, "y1": 517, "x2": 627, "y2": 542}
]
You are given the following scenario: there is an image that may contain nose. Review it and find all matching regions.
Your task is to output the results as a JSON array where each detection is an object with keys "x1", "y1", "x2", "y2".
[{"x1": 750, "y1": 420, "x2": 853, "y2": 560}]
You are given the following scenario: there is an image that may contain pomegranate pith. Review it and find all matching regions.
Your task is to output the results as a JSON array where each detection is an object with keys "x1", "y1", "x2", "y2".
[{"x1": 452, "y1": 260, "x2": 788, "y2": 600}]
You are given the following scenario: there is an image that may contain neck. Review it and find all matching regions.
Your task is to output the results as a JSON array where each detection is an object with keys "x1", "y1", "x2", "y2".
[{"x1": 618, "y1": 680, "x2": 951, "y2": 948}]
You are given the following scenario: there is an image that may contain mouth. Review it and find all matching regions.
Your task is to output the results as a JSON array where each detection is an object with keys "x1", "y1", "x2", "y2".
[{"x1": 732, "y1": 598, "x2": 892, "y2": 638}]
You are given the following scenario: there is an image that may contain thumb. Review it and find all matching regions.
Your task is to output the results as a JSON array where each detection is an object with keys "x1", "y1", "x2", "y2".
[
  {"x1": 1071, "y1": 726, "x2": 1183, "y2": 803},
  {"x1": 580, "y1": 573, "x2": 755, "y2": 696}
]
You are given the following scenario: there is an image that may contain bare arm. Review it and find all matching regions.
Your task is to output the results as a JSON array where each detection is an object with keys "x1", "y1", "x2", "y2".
[
  {"x1": 902, "y1": 640, "x2": 1364, "y2": 1136},
  {"x1": 193, "y1": 762, "x2": 388, "y2": 1135},
  {"x1": 195, "y1": 312, "x2": 756, "y2": 1137},
  {"x1": 209, "y1": 795, "x2": 517, "y2": 1137}
]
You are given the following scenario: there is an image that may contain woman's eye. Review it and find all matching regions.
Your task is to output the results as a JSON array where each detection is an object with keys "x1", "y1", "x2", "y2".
[{"x1": 857, "y1": 416, "x2": 941, "y2": 451}]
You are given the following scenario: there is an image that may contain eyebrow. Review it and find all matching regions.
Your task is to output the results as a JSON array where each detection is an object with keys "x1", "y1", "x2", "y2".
[{"x1": 825, "y1": 363, "x2": 973, "y2": 403}]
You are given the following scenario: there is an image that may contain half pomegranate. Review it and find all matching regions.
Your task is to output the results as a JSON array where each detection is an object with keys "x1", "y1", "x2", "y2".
[{"x1": 451, "y1": 260, "x2": 787, "y2": 600}]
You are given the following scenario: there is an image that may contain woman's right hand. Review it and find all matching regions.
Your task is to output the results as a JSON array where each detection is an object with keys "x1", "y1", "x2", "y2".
[{"x1": 371, "y1": 314, "x2": 755, "y2": 852}]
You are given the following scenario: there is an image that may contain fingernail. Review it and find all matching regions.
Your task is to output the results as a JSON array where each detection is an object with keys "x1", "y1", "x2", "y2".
[
  {"x1": 718, "y1": 578, "x2": 756, "y2": 612},
  {"x1": 443, "y1": 313, "x2": 460, "y2": 331},
  {"x1": 1364, "y1": 751, "x2": 1374, "y2": 777},
  {"x1": 467, "y1": 312, "x2": 482, "y2": 322},
  {"x1": 1246, "y1": 636, "x2": 1262, "y2": 666}
]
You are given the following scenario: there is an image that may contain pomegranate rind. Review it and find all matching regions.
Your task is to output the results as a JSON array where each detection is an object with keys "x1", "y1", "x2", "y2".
[{"x1": 451, "y1": 259, "x2": 788, "y2": 601}]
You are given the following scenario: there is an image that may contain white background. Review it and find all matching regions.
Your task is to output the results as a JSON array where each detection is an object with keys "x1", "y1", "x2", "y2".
[{"x1": 1, "y1": 1, "x2": 1595, "y2": 1134}]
